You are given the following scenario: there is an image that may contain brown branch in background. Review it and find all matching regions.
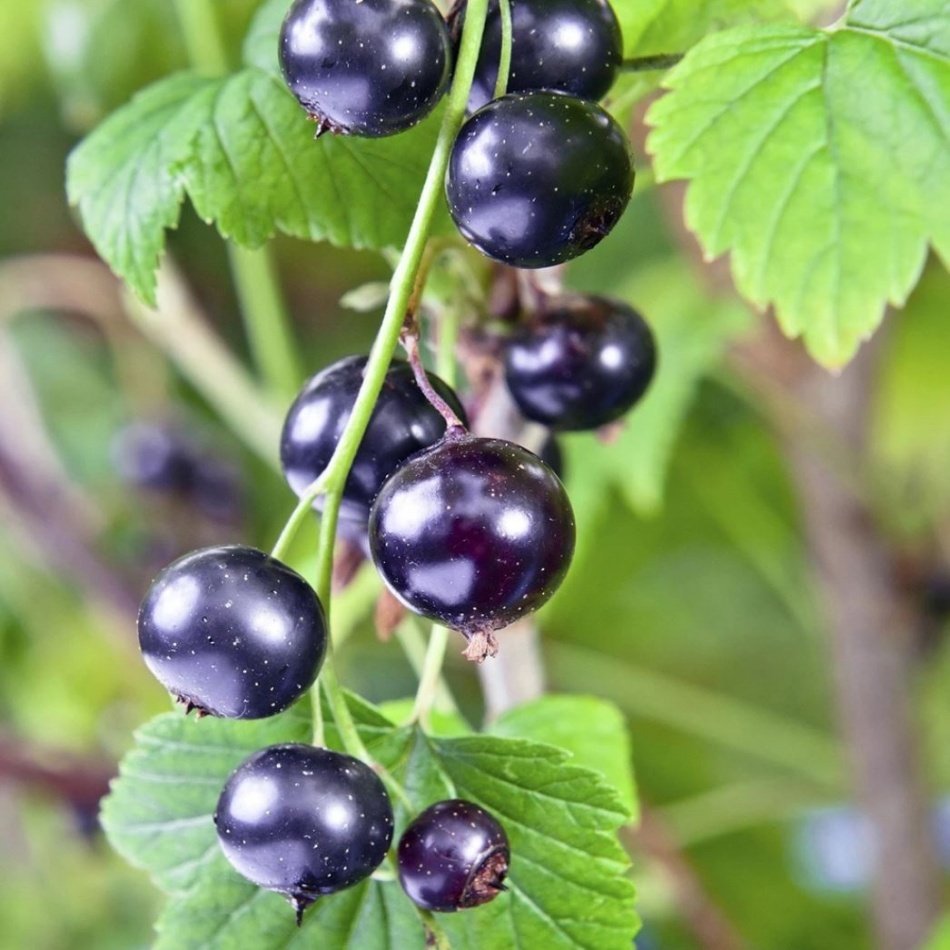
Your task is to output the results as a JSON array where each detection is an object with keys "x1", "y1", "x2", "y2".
[
  {"x1": 627, "y1": 807, "x2": 745, "y2": 950},
  {"x1": 739, "y1": 326, "x2": 941, "y2": 950},
  {"x1": 0, "y1": 334, "x2": 141, "y2": 632},
  {"x1": 0, "y1": 733, "x2": 114, "y2": 815}
]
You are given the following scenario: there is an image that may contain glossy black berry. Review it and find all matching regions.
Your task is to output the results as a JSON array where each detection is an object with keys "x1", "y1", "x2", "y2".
[
  {"x1": 397, "y1": 799, "x2": 510, "y2": 912},
  {"x1": 138, "y1": 546, "x2": 327, "y2": 718},
  {"x1": 368, "y1": 432, "x2": 575, "y2": 659},
  {"x1": 281, "y1": 356, "x2": 467, "y2": 524},
  {"x1": 446, "y1": 93, "x2": 634, "y2": 268},
  {"x1": 452, "y1": 0, "x2": 623, "y2": 111},
  {"x1": 215, "y1": 744, "x2": 394, "y2": 919},
  {"x1": 505, "y1": 294, "x2": 657, "y2": 431},
  {"x1": 279, "y1": 0, "x2": 452, "y2": 137},
  {"x1": 538, "y1": 437, "x2": 564, "y2": 480}
]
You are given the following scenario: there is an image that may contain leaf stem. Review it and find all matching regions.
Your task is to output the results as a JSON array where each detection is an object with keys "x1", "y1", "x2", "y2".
[
  {"x1": 411, "y1": 625, "x2": 452, "y2": 728},
  {"x1": 228, "y1": 244, "x2": 302, "y2": 403},
  {"x1": 493, "y1": 0, "x2": 513, "y2": 100},
  {"x1": 621, "y1": 52, "x2": 684, "y2": 72},
  {"x1": 172, "y1": 0, "x2": 229, "y2": 76},
  {"x1": 273, "y1": 0, "x2": 491, "y2": 811}
]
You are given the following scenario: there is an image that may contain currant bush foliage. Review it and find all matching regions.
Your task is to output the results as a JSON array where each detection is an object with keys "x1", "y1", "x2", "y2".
[
  {"x1": 66, "y1": 67, "x2": 437, "y2": 305},
  {"x1": 648, "y1": 0, "x2": 950, "y2": 366},
  {"x1": 102, "y1": 694, "x2": 636, "y2": 949}
]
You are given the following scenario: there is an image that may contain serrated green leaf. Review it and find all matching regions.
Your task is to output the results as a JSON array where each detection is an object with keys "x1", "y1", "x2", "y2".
[
  {"x1": 243, "y1": 0, "x2": 289, "y2": 76},
  {"x1": 65, "y1": 72, "x2": 213, "y2": 305},
  {"x1": 647, "y1": 5, "x2": 950, "y2": 366},
  {"x1": 107, "y1": 692, "x2": 635, "y2": 949},
  {"x1": 614, "y1": 0, "x2": 793, "y2": 58},
  {"x1": 565, "y1": 258, "x2": 751, "y2": 522},
  {"x1": 491, "y1": 694, "x2": 638, "y2": 819},
  {"x1": 100, "y1": 704, "x2": 311, "y2": 895},
  {"x1": 155, "y1": 856, "x2": 422, "y2": 950},
  {"x1": 431, "y1": 735, "x2": 637, "y2": 950},
  {"x1": 67, "y1": 68, "x2": 437, "y2": 303}
]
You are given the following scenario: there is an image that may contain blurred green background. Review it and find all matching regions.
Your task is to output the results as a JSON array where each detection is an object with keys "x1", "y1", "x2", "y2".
[{"x1": 1, "y1": 2, "x2": 948, "y2": 949}]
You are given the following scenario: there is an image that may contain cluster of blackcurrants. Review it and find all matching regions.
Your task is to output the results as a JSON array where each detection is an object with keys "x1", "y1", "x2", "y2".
[
  {"x1": 280, "y1": 0, "x2": 634, "y2": 267},
  {"x1": 133, "y1": 0, "x2": 655, "y2": 925}
]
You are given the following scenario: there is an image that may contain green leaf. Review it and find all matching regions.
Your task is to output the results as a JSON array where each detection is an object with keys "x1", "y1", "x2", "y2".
[
  {"x1": 67, "y1": 68, "x2": 437, "y2": 303},
  {"x1": 872, "y1": 262, "x2": 950, "y2": 523},
  {"x1": 155, "y1": 857, "x2": 422, "y2": 950},
  {"x1": 243, "y1": 0, "x2": 289, "y2": 76},
  {"x1": 427, "y1": 735, "x2": 637, "y2": 950},
  {"x1": 615, "y1": 0, "x2": 793, "y2": 57},
  {"x1": 107, "y1": 693, "x2": 636, "y2": 948},
  {"x1": 565, "y1": 258, "x2": 751, "y2": 522},
  {"x1": 647, "y1": 4, "x2": 950, "y2": 366},
  {"x1": 100, "y1": 704, "x2": 311, "y2": 895},
  {"x1": 491, "y1": 695, "x2": 637, "y2": 819}
]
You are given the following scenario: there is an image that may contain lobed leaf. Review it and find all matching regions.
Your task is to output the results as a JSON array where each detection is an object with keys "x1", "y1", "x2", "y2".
[
  {"x1": 103, "y1": 693, "x2": 637, "y2": 948},
  {"x1": 647, "y1": 2, "x2": 950, "y2": 365},
  {"x1": 67, "y1": 68, "x2": 437, "y2": 303}
]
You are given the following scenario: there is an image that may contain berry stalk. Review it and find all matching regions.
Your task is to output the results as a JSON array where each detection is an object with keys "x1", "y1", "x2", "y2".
[
  {"x1": 493, "y1": 0, "x2": 513, "y2": 99},
  {"x1": 268, "y1": 0, "x2": 492, "y2": 783}
]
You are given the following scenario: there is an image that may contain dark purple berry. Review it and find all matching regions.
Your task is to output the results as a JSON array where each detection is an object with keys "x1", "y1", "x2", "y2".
[
  {"x1": 368, "y1": 432, "x2": 575, "y2": 659},
  {"x1": 452, "y1": 0, "x2": 623, "y2": 111},
  {"x1": 138, "y1": 546, "x2": 326, "y2": 719},
  {"x1": 215, "y1": 744, "x2": 394, "y2": 919},
  {"x1": 279, "y1": 0, "x2": 452, "y2": 136},
  {"x1": 111, "y1": 422, "x2": 195, "y2": 493},
  {"x1": 281, "y1": 356, "x2": 467, "y2": 524},
  {"x1": 446, "y1": 93, "x2": 634, "y2": 268},
  {"x1": 505, "y1": 294, "x2": 657, "y2": 431},
  {"x1": 397, "y1": 799, "x2": 510, "y2": 912}
]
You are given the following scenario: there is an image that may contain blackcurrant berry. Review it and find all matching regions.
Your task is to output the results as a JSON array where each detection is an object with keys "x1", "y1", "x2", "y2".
[
  {"x1": 215, "y1": 744, "x2": 394, "y2": 919},
  {"x1": 397, "y1": 799, "x2": 510, "y2": 912},
  {"x1": 451, "y1": 0, "x2": 623, "y2": 111},
  {"x1": 138, "y1": 546, "x2": 327, "y2": 719},
  {"x1": 368, "y1": 432, "x2": 575, "y2": 659},
  {"x1": 505, "y1": 294, "x2": 657, "y2": 431},
  {"x1": 279, "y1": 0, "x2": 452, "y2": 137},
  {"x1": 281, "y1": 355, "x2": 467, "y2": 524},
  {"x1": 111, "y1": 421, "x2": 195, "y2": 493},
  {"x1": 446, "y1": 93, "x2": 634, "y2": 268}
]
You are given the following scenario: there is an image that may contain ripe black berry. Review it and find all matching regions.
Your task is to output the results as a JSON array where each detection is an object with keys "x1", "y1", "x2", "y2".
[
  {"x1": 281, "y1": 356, "x2": 467, "y2": 524},
  {"x1": 446, "y1": 93, "x2": 634, "y2": 268},
  {"x1": 215, "y1": 744, "x2": 394, "y2": 919},
  {"x1": 279, "y1": 0, "x2": 452, "y2": 137},
  {"x1": 138, "y1": 546, "x2": 326, "y2": 719},
  {"x1": 368, "y1": 432, "x2": 575, "y2": 659},
  {"x1": 505, "y1": 294, "x2": 657, "y2": 431},
  {"x1": 397, "y1": 799, "x2": 510, "y2": 912},
  {"x1": 452, "y1": 0, "x2": 623, "y2": 111}
]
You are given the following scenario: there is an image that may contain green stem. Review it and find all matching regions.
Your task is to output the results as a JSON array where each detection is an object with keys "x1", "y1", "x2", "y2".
[
  {"x1": 395, "y1": 621, "x2": 458, "y2": 717},
  {"x1": 412, "y1": 626, "x2": 452, "y2": 728},
  {"x1": 123, "y1": 277, "x2": 281, "y2": 468},
  {"x1": 621, "y1": 52, "x2": 684, "y2": 72},
  {"x1": 493, "y1": 0, "x2": 513, "y2": 99},
  {"x1": 548, "y1": 642, "x2": 844, "y2": 787},
  {"x1": 228, "y1": 244, "x2": 302, "y2": 402},
  {"x1": 172, "y1": 0, "x2": 229, "y2": 75}
]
